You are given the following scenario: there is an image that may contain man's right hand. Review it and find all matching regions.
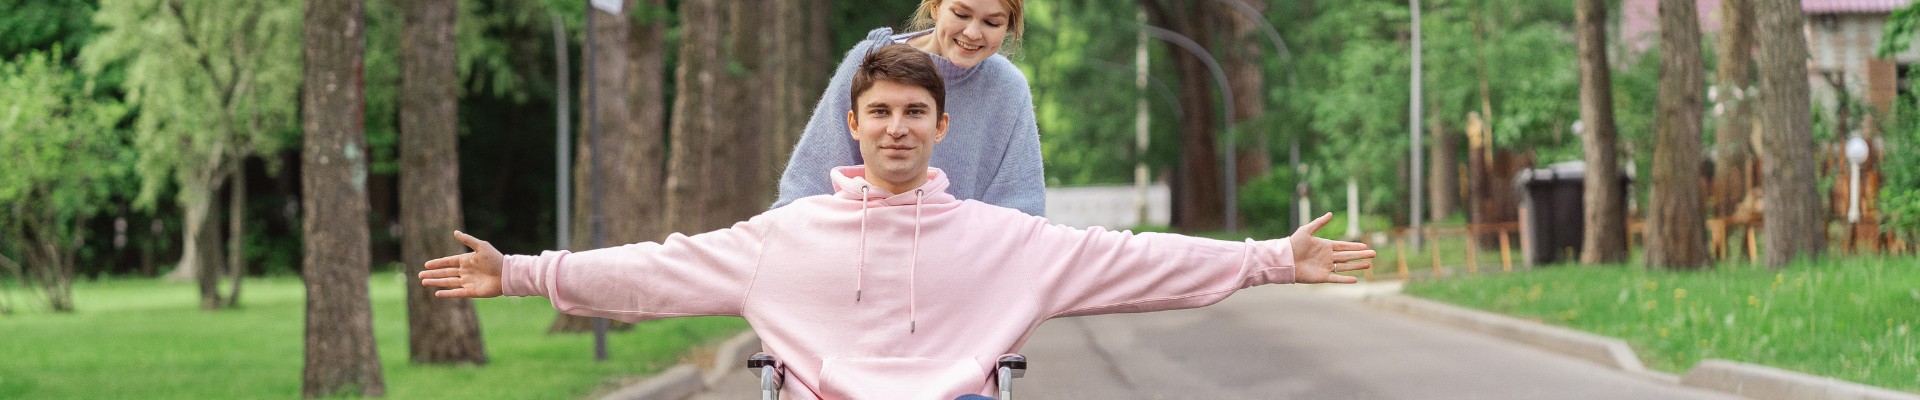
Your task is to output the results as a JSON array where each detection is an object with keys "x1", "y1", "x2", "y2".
[{"x1": 419, "y1": 231, "x2": 504, "y2": 298}]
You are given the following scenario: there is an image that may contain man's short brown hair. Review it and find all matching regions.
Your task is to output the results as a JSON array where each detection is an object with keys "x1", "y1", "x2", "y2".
[{"x1": 850, "y1": 43, "x2": 946, "y2": 115}]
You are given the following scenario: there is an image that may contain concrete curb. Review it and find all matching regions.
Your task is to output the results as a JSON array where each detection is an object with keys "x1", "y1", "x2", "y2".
[
  {"x1": 596, "y1": 364, "x2": 704, "y2": 400},
  {"x1": 1680, "y1": 359, "x2": 1920, "y2": 400},
  {"x1": 1365, "y1": 293, "x2": 1647, "y2": 372},
  {"x1": 594, "y1": 330, "x2": 759, "y2": 400},
  {"x1": 705, "y1": 330, "x2": 763, "y2": 388}
]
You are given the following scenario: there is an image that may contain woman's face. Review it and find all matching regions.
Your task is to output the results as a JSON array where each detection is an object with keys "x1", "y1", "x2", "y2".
[{"x1": 925, "y1": 0, "x2": 1010, "y2": 68}]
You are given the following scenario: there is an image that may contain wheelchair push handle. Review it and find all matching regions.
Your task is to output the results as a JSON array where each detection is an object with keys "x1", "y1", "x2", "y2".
[
  {"x1": 743, "y1": 352, "x2": 1027, "y2": 399},
  {"x1": 748, "y1": 352, "x2": 783, "y2": 400}
]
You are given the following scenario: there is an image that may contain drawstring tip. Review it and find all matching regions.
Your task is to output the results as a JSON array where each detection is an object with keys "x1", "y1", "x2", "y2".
[
  {"x1": 856, "y1": 290, "x2": 862, "y2": 302},
  {"x1": 910, "y1": 321, "x2": 916, "y2": 333}
]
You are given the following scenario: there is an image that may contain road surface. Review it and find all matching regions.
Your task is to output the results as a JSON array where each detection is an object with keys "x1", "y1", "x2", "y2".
[{"x1": 689, "y1": 284, "x2": 1744, "y2": 400}]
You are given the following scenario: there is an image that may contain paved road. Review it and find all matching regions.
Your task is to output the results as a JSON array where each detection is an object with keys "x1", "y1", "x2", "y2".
[{"x1": 691, "y1": 284, "x2": 1744, "y2": 400}]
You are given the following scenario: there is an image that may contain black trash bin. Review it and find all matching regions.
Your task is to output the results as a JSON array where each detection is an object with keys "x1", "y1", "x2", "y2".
[{"x1": 1512, "y1": 161, "x2": 1630, "y2": 266}]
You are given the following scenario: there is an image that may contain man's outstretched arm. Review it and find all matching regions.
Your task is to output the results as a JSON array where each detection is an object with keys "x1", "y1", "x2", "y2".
[
  {"x1": 419, "y1": 221, "x2": 766, "y2": 321},
  {"x1": 419, "y1": 231, "x2": 503, "y2": 298},
  {"x1": 1027, "y1": 212, "x2": 1375, "y2": 318}
]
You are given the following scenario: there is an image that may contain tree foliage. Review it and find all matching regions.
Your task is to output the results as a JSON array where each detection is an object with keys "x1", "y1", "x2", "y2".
[
  {"x1": 1021, "y1": 0, "x2": 1181, "y2": 186},
  {"x1": 1284, "y1": 0, "x2": 1580, "y2": 223},
  {"x1": 0, "y1": 0, "x2": 98, "y2": 60},
  {"x1": 0, "y1": 48, "x2": 131, "y2": 312},
  {"x1": 83, "y1": 0, "x2": 303, "y2": 207},
  {"x1": 81, "y1": 0, "x2": 301, "y2": 293},
  {"x1": 1881, "y1": 2, "x2": 1920, "y2": 238}
]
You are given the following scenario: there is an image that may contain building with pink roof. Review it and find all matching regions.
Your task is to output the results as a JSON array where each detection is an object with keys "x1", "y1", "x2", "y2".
[{"x1": 1622, "y1": 0, "x2": 1917, "y2": 123}]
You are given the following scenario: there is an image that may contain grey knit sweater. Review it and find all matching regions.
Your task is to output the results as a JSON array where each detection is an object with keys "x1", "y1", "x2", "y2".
[{"x1": 771, "y1": 28, "x2": 1046, "y2": 216}]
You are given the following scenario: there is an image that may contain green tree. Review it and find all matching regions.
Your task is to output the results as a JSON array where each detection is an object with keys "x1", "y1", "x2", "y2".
[
  {"x1": 1879, "y1": 2, "x2": 1920, "y2": 242},
  {"x1": 0, "y1": 49, "x2": 130, "y2": 313},
  {"x1": 82, "y1": 0, "x2": 302, "y2": 308},
  {"x1": 0, "y1": 0, "x2": 98, "y2": 59}
]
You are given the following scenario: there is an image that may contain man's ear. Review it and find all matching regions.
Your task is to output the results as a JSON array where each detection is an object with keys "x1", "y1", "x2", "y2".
[
  {"x1": 847, "y1": 110, "x2": 860, "y2": 140},
  {"x1": 933, "y1": 113, "x2": 950, "y2": 143}
]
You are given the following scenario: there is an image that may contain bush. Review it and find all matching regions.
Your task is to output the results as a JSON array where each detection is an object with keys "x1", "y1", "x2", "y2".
[{"x1": 1239, "y1": 168, "x2": 1296, "y2": 237}]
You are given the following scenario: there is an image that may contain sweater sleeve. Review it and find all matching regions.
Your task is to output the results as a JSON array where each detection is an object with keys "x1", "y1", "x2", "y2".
[
  {"x1": 499, "y1": 218, "x2": 770, "y2": 323},
  {"x1": 771, "y1": 31, "x2": 887, "y2": 210},
  {"x1": 1019, "y1": 222, "x2": 1296, "y2": 319},
  {"x1": 978, "y1": 89, "x2": 1047, "y2": 217}
]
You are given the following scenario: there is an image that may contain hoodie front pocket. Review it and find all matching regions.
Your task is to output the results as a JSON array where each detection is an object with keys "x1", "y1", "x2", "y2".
[{"x1": 818, "y1": 357, "x2": 985, "y2": 400}]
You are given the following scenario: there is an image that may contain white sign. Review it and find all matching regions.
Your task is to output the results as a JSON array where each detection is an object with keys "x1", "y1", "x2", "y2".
[{"x1": 590, "y1": 0, "x2": 622, "y2": 14}]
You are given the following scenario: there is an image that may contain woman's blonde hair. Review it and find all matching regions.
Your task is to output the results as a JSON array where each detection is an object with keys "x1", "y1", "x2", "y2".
[{"x1": 907, "y1": 0, "x2": 1025, "y2": 55}]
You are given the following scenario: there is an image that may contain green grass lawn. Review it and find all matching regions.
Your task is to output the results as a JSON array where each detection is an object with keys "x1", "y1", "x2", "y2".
[
  {"x1": 0, "y1": 273, "x2": 748, "y2": 399},
  {"x1": 1402, "y1": 256, "x2": 1920, "y2": 392}
]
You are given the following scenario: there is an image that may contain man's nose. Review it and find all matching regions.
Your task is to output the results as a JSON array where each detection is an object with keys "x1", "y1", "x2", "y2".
[{"x1": 885, "y1": 117, "x2": 907, "y2": 137}]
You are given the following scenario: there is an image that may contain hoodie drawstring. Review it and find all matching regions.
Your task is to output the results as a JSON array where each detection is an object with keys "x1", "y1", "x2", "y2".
[
  {"x1": 910, "y1": 189, "x2": 923, "y2": 333},
  {"x1": 851, "y1": 185, "x2": 924, "y2": 334},
  {"x1": 857, "y1": 186, "x2": 868, "y2": 302}
]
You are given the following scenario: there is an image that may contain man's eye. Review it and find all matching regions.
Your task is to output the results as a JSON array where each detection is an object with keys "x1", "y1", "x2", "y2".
[
  {"x1": 870, "y1": 109, "x2": 888, "y2": 116},
  {"x1": 907, "y1": 109, "x2": 925, "y2": 115}
]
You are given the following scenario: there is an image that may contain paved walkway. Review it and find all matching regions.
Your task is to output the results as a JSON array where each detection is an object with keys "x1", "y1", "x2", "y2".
[{"x1": 691, "y1": 284, "x2": 1744, "y2": 400}]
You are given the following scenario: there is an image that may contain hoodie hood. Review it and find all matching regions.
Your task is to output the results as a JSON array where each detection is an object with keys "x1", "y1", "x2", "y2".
[{"x1": 830, "y1": 166, "x2": 958, "y2": 206}]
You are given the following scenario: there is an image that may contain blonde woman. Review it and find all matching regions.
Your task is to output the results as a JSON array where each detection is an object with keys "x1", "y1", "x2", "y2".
[{"x1": 773, "y1": 0, "x2": 1045, "y2": 217}]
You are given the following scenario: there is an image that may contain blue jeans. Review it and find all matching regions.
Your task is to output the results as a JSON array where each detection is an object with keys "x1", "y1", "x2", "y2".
[{"x1": 955, "y1": 395, "x2": 996, "y2": 400}]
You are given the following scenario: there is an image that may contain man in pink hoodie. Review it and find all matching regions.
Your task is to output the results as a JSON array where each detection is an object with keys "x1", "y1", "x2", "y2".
[{"x1": 420, "y1": 43, "x2": 1375, "y2": 400}]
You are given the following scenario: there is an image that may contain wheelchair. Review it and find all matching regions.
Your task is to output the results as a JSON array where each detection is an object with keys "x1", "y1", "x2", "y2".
[{"x1": 745, "y1": 352, "x2": 1028, "y2": 400}]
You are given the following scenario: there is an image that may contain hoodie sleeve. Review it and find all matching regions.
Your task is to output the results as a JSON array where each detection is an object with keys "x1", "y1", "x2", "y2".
[
  {"x1": 1019, "y1": 222, "x2": 1296, "y2": 319},
  {"x1": 499, "y1": 219, "x2": 770, "y2": 323}
]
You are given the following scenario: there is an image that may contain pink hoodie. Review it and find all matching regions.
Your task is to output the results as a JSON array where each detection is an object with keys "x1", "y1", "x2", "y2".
[{"x1": 501, "y1": 166, "x2": 1297, "y2": 399}]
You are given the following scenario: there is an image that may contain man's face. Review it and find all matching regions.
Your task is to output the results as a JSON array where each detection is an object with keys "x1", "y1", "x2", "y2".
[{"x1": 848, "y1": 79, "x2": 948, "y2": 193}]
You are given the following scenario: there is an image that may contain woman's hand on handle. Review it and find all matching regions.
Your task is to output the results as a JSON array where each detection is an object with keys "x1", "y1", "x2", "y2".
[
  {"x1": 1289, "y1": 213, "x2": 1376, "y2": 284},
  {"x1": 419, "y1": 231, "x2": 504, "y2": 298}
]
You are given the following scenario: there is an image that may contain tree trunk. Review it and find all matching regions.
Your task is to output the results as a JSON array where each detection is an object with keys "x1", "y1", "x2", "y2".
[
  {"x1": 1754, "y1": 0, "x2": 1823, "y2": 268},
  {"x1": 1576, "y1": 0, "x2": 1628, "y2": 264},
  {"x1": 1225, "y1": 0, "x2": 1269, "y2": 187},
  {"x1": 22, "y1": 215, "x2": 78, "y2": 312},
  {"x1": 165, "y1": 175, "x2": 216, "y2": 285},
  {"x1": 555, "y1": 2, "x2": 648, "y2": 334},
  {"x1": 1714, "y1": 0, "x2": 1755, "y2": 218},
  {"x1": 1645, "y1": 0, "x2": 1710, "y2": 269},
  {"x1": 713, "y1": 0, "x2": 771, "y2": 224},
  {"x1": 400, "y1": 0, "x2": 487, "y2": 365},
  {"x1": 627, "y1": 0, "x2": 667, "y2": 242},
  {"x1": 1143, "y1": 0, "x2": 1224, "y2": 232},
  {"x1": 665, "y1": 0, "x2": 727, "y2": 234},
  {"x1": 772, "y1": 0, "x2": 817, "y2": 194},
  {"x1": 300, "y1": 0, "x2": 386, "y2": 396},
  {"x1": 1428, "y1": 114, "x2": 1459, "y2": 222},
  {"x1": 226, "y1": 166, "x2": 245, "y2": 308},
  {"x1": 1465, "y1": 113, "x2": 1525, "y2": 248},
  {"x1": 809, "y1": 0, "x2": 833, "y2": 92},
  {"x1": 1473, "y1": 0, "x2": 1495, "y2": 147},
  {"x1": 190, "y1": 178, "x2": 226, "y2": 310}
]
